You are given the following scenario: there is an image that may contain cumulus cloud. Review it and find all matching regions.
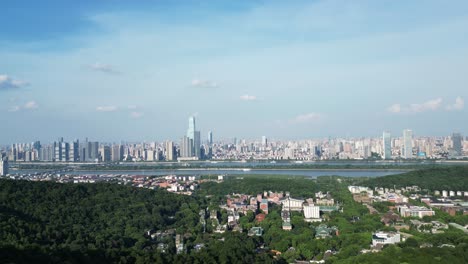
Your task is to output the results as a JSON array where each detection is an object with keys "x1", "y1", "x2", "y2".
[
  {"x1": 89, "y1": 62, "x2": 120, "y2": 74},
  {"x1": 96, "y1": 106, "x2": 118, "y2": 112},
  {"x1": 446, "y1": 96, "x2": 464, "y2": 111},
  {"x1": 0, "y1": 74, "x2": 29, "y2": 90},
  {"x1": 387, "y1": 98, "x2": 443, "y2": 114},
  {"x1": 7, "y1": 101, "x2": 38, "y2": 112},
  {"x1": 290, "y1": 112, "x2": 323, "y2": 123},
  {"x1": 191, "y1": 79, "x2": 219, "y2": 88},
  {"x1": 130, "y1": 111, "x2": 144, "y2": 118},
  {"x1": 240, "y1": 94, "x2": 257, "y2": 101}
]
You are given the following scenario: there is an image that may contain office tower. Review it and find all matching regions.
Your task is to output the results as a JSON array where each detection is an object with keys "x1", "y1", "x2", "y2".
[
  {"x1": 187, "y1": 116, "x2": 196, "y2": 140},
  {"x1": 402, "y1": 129, "x2": 413, "y2": 159},
  {"x1": 186, "y1": 116, "x2": 201, "y2": 158},
  {"x1": 69, "y1": 140, "x2": 79, "y2": 162},
  {"x1": 54, "y1": 141, "x2": 61, "y2": 161},
  {"x1": 383, "y1": 131, "x2": 391, "y2": 160},
  {"x1": 165, "y1": 141, "x2": 175, "y2": 161},
  {"x1": 53, "y1": 138, "x2": 70, "y2": 161},
  {"x1": 208, "y1": 131, "x2": 213, "y2": 146},
  {"x1": 62, "y1": 142, "x2": 70, "y2": 161},
  {"x1": 146, "y1": 150, "x2": 155, "y2": 161},
  {"x1": 180, "y1": 136, "x2": 193, "y2": 158},
  {"x1": 111, "y1": 144, "x2": 123, "y2": 161},
  {"x1": 100, "y1": 146, "x2": 111, "y2": 162},
  {"x1": 9, "y1": 146, "x2": 17, "y2": 162},
  {"x1": 194, "y1": 131, "x2": 201, "y2": 158},
  {"x1": 262, "y1": 136, "x2": 267, "y2": 146},
  {"x1": 0, "y1": 156, "x2": 8, "y2": 176},
  {"x1": 88, "y1": 141, "x2": 99, "y2": 161},
  {"x1": 452, "y1": 133, "x2": 463, "y2": 156}
]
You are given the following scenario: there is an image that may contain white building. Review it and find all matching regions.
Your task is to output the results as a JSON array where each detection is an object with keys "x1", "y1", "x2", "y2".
[
  {"x1": 397, "y1": 205, "x2": 435, "y2": 218},
  {"x1": 372, "y1": 232, "x2": 401, "y2": 246},
  {"x1": 303, "y1": 204, "x2": 320, "y2": 220},
  {"x1": 281, "y1": 197, "x2": 304, "y2": 211}
]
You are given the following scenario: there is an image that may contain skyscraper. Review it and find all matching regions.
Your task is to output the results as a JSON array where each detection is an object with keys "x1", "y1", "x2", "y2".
[
  {"x1": 180, "y1": 136, "x2": 193, "y2": 158},
  {"x1": 69, "y1": 140, "x2": 79, "y2": 162},
  {"x1": 402, "y1": 129, "x2": 413, "y2": 159},
  {"x1": 111, "y1": 144, "x2": 124, "y2": 161},
  {"x1": 165, "y1": 141, "x2": 175, "y2": 161},
  {"x1": 383, "y1": 131, "x2": 391, "y2": 160},
  {"x1": 0, "y1": 156, "x2": 8, "y2": 176},
  {"x1": 186, "y1": 116, "x2": 201, "y2": 158},
  {"x1": 194, "y1": 131, "x2": 201, "y2": 158},
  {"x1": 208, "y1": 131, "x2": 213, "y2": 146},
  {"x1": 262, "y1": 136, "x2": 268, "y2": 146},
  {"x1": 452, "y1": 133, "x2": 463, "y2": 156},
  {"x1": 187, "y1": 116, "x2": 196, "y2": 140}
]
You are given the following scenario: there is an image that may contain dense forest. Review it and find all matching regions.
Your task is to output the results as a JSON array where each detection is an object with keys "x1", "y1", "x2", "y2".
[
  {"x1": 362, "y1": 166, "x2": 468, "y2": 191},
  {"x1": 1, "y1": 170, "x2": 467, "y2": 263},
  {"x1": 0, "y1": 180, "x2": 271, "y2": 263}
]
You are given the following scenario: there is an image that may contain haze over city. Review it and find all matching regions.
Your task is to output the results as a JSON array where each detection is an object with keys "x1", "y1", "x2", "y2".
[{"x1": 1, "y1": 0, "x2": 467, "y2": 143}]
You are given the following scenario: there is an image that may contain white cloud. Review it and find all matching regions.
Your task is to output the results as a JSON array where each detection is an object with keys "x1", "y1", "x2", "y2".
[
  {"x1": 89, "y1": 62, "x2": 120, "y2": 74},
  {"x1": 240, "y1": 94, "x2": 257, "y2": 101},
  {"x1": 290, "y1": 112, "x2": 323, "y2": 123},
  {"x1": 0, "y1": 74, "x2": 29, "y2": 90},
  {"x1": 446, "y1": 96, "x2": 464, "y2": 111},
  {"x1": 387, "y1": 104, "x2": 401, "y2": 113},
  {"x1": 7, "y1": 101, "x2": 38, "y2": 112},
  {"x1": 130, "y1": 111, "x2": 144, "y2": 118},
  {"x1": 96, "y1": 106, "x2": 118, "y2": 112},
  {"x1": 127, "y1": 105, "x2": 137, "y2": 110},
  {"x1": 24, "y1": 101, "x2": 39, "y2": 109},
  {"x1": 191, "y1": 79, "x2": 219, "y2": 88},
  {"x1": 409, "y1": 98, "x2": 442, "y2": 113},
  {"x1": 387, "y1": 98, "x2": 443, "y2": 114}
]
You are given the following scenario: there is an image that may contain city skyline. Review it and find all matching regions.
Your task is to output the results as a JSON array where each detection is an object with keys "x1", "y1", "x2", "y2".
[{"x1": 1, "y1": 1, "x2": 468, "y2": 142}]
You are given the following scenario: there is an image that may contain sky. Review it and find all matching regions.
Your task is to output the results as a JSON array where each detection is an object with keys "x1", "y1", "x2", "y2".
[{"x1": 1, "y1": 0, "x2": 468, "y2": 144}]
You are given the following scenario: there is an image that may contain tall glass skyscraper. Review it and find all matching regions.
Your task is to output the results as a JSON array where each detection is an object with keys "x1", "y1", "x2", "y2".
[
  {"x1": 186, "y1": 116, "x2": 201, "y2": 158},
  {"x1": 452, "y1": 133, "x2": 463, "y2": 156},
  {"x1": 402, "y1": 129, "x2": 413, "y2": 159},
  {"x1": 187, "y1": 116, "x2": 196, "y2": 140},
  {"x1": 382, "y1": 131, "x2": 391, "y2": 160}
]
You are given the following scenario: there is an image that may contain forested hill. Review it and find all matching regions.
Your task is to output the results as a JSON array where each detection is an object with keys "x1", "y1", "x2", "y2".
[
  {"x1": 0, "y1": 180, "x2": 199, "y2": 263},
  {"x1": 363, "y1": 166, "x2": 468, "y2": 191}
]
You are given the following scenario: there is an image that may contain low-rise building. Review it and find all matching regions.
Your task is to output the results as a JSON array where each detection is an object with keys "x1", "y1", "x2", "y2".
[
  {"x1": 397, "y1": 205, "x2": 435, "y2": 218},
  {"x1": 372, "y1": 232, "x2": 401, "y2": 247}
]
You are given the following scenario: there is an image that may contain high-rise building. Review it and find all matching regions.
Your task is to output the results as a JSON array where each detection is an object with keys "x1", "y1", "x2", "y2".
[
  {"x1": 383, "y1": 131, "x2": 391, "y2": 160},
  {"x1": 180, "y1": 136, "x2": 193, "y2": 158},
  {"x1": 111, "y1": 145, "x2": 124, "y2": 161},
  {"x1": 165, "y1": 141, "x2": 175, "y2": 161},
  {"x1": 402, "y1": 129, "x2": 413, "y2": 159},
  {"x1": 452, "y1": 133, "x2": 463, "y2": 156},
  {"x1": 100, "y1": 146, "x2": 111, "y2": 162},
  {"x1": 262, "y1": 136, "x2": 268, "y2": 146},
  {"x1": 187, "y1": 116, "x2": 196, "y2": 140},
  {"x1": 194, "y1": 131, "x2": 201, "y2": 158},
  {"x1": 88, "y1": 141, "x2": 99, "y2": 161},
  {"x1": 1, "y1": 156, "x2": 9, "y2": 176},
  {"x1": 69, "y1": 140, "x2": 79, "y2": 162},
  {"x1": 208, "y1": 131, "x2": 213, "y2": 146},
  {"x1": 186, "y1": 116, "x2": 201, "y2": 158}
]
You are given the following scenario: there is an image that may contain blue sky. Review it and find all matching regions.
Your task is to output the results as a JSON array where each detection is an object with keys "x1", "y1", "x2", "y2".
[{"x1": 1, "y1": 0, "x2": 467, "y2": 143}]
